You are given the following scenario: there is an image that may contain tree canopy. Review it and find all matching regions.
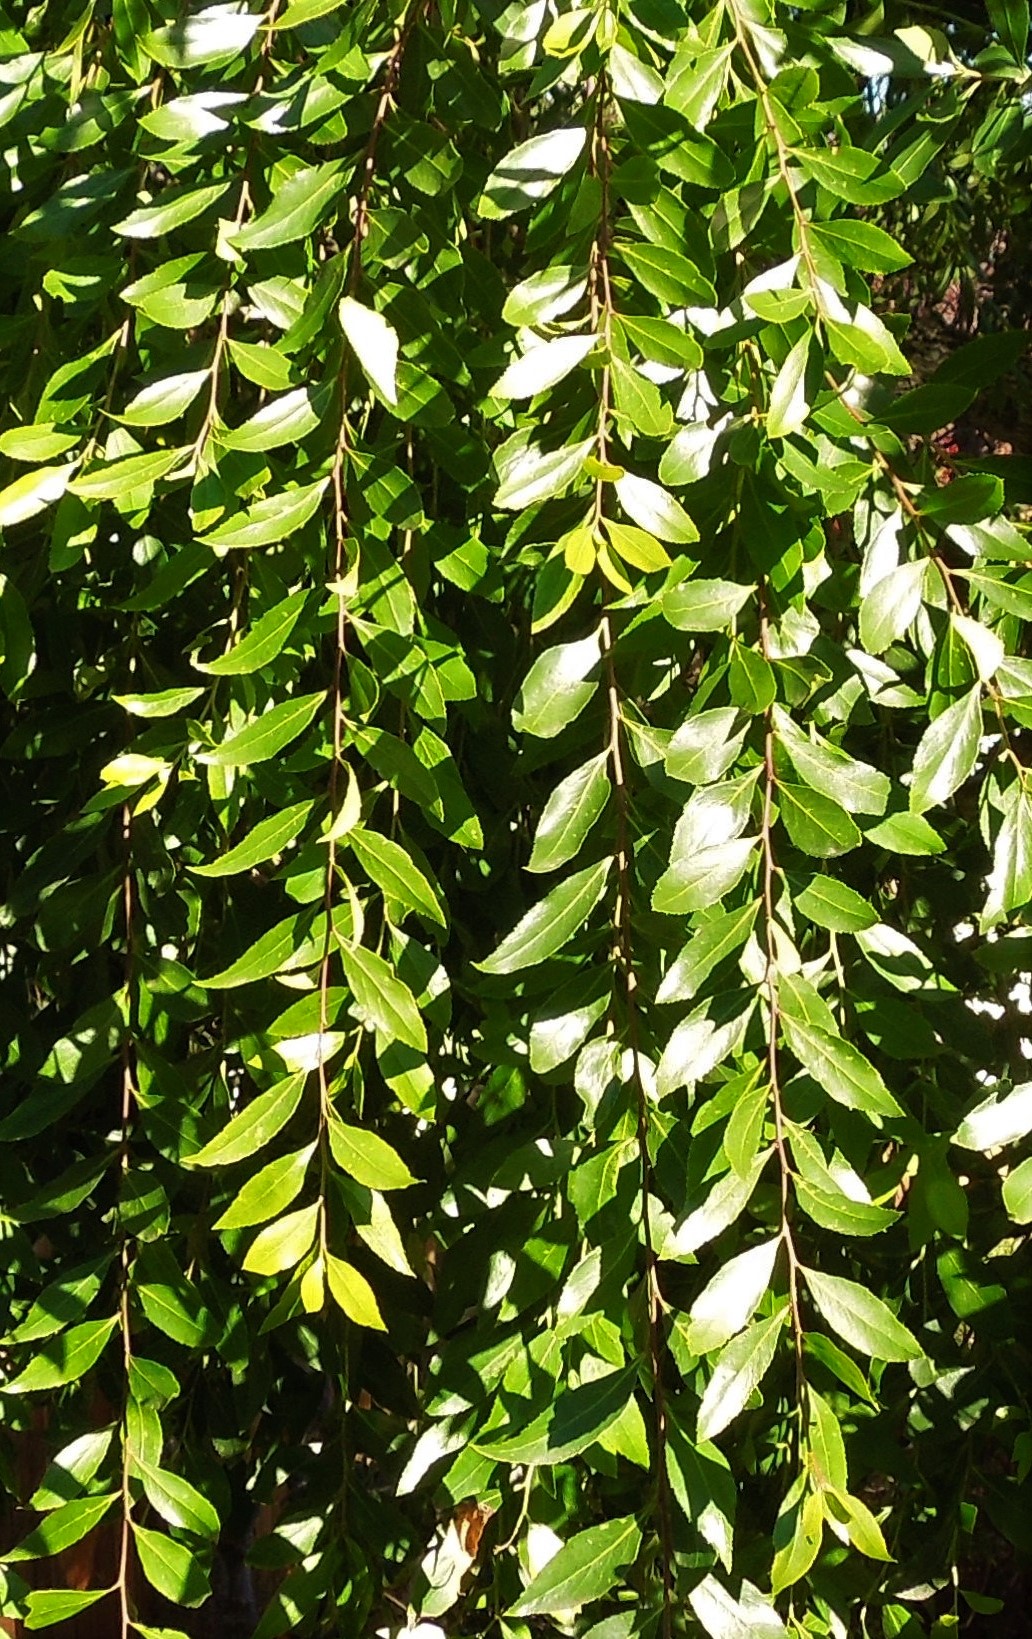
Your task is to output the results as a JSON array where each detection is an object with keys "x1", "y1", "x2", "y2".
[{"x1": 0, "y1": 1, "x2": 1031, "y2": 1637}]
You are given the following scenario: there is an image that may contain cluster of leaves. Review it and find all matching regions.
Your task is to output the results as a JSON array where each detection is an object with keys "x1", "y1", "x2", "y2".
[{"x1": 1, "y1": 1, "x2": 1031, "y2": 1637}]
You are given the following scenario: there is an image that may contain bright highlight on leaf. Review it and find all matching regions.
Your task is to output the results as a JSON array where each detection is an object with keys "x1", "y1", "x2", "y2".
[{"x1": 338, "y1": 297, "x2": 400, "y2": 405}]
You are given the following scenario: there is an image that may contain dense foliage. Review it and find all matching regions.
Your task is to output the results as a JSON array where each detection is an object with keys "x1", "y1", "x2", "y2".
[{"x1": 1, "y1": 1, "x2": 1031, "y2": 1636}]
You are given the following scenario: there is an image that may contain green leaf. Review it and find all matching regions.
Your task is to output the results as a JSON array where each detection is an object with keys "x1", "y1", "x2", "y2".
[
  {"x1": 113, "y1": 687, "x2": 204, "y2": 718},
  {"x1": 114, "y1": 181, "x2": 229, "y2": 238},
  {"x1": 200, "y1": 478, "x2": 328, "y2": 550},
  {"x1": 803, "y1": 1333, "x2": 877, "y2": 1405},
  {"x1": 810, "y1": 219, "x2": 912, "y2": 272},
  {"x1": 342, "y1": 1181, "x2": 415, "y2": 1277},
  {"x1": 807, "y1": 1388, "x2": 849, "y2": 1491},
  {"x1": 478, "y1": 127, "x2": 586, "y2": 218},
  {"x1": 952, "y1": 1083, "x2": 1032, "y2": 1151},
  {"x1": 609, "y1": 40, "x2": 664, "y2": 100},
  {"x1": 134, "y1": 1462, "x2": 220, "y2": 1541},
  {"x1": 242, "y1": 1203, "x2": 319, "y2": 1276},
  {"x1": 138, "y1": 89, "x2": 244, "y2": 142},
  {"x1": 232, "y1": 161, "x2": 344, "y2": 251},
  {"x1": 825, "y1": 1487, "x2": 892, "y2": 1562},
  {"x1": 666, "y1": 42, "x2": 734, "y2": 128},
  {"x1": 341, "y1": 943, "x2": 427, "y2": 1051},
  {"x1": 226, "y1": 338, "x2": 295, "y2": 392},
  {"x1": 187, "y1": 1074, "x2": 306, "y2": 1167},
  {"x1": 213, "y1": 1145, "x2": 314, "y2": 1230},
  {"x1": 878, "y1": 384, "x2": 975, "y2": 436},
  {"x1": 802, "y1": 1267, "x2": 923, "y2": 1362},
  {"x1": 0, "y1": 426, "x2": 80, "y2": 463},
  {"x1": 528, "y1": 753, "x2": 609, "y2": 874},
  {"x1": 653, "y1": 839, "x2": 756, "y2": 915},
  {"x1": 477, "y1": 860, "x2": 610, "y2": 975},
  {"x1": 477, "y1": 1362, "x2": 638, "y2": 1464},
  {"x1": 503, "y1": 266, "x2": 587, "y2": 327},
  {"x1": 3, "y1": 1493, "x2": 117, "y2": 1560},
  {"x1": 326, "y1": 1253, "x2": 386, "y2": 1329},
  {"x1": 492, "y1": 334, "x2": 596, "y2": 401},
  {"x1": 909, "y1": 687, "x2": 982, "y2": 813},
  {"x1": 530, "y1": 983, "x2": 608, "y2": 1075},
  {"x1": 689, "y1": 1574, "x2": 787, "y2": 1639},
  {"x1": 513, "y1": 631, "x2": 601, "y2": 739},
  {"x1": 70, "y1": 447, "x2": 189, "y2": 501},
  {"x1": 663, "y1": 579, "x2": 754, "y2": 633},
  {"x1": 781, "y1": 1012, "x2": 902, "y2": 1119},
  {"x1": 610, "y1": 359, "x2": 672, "y2": 440},
  {"x1": 771, "y1": 1489, "x2": 825, "y2": 1596},
  {"x1": 953, "y1": 612, "x2": 1004, "y2": 686},
  {"x1": 621, "y1": 315, "x2": 703, "y2": 370},
  {"x1": 222, "y1": 387, "x2": 324, "y2": 453},
  {"x1": 189, "y1": 802, "x2": 310, "y2": 876},
  {"x1": 201, "y1": 593, "x2": 311, "y2": 679},
  {"x1": 348, "y1": 827, "x2": 445, "y2": 924},
  {"x1": 724, "y1": 1079, "x2": 769, "y2": 1178},
  {"x1": 982, "y1": 783, "x2": 1032, "y2": 928},
  {"x1": 933, "y1": 331, "x2": 1029, "y2": 391},
  {"x1": 682, "y1": 1239, "x2": 779, "y2": 1354},
  {"x1": 1002, "y1": 1155, "x2": 1032, "y2": 1224},
  {"x1": 778, "y1": 783, "x2": 861, "y2": 858},
  {"x1": 198, "y1": 691, "x2": 324, "y2": 767},
  {"x1": 10, "y1": 1155, "x2": 112, "y2": 1222},
  {"x1": 615, "y1": 473, "x2": 697, "y2": 543},
  {"x1": 666, "y1": 707, "x2": 746, "y2": 786},
  {"x1": 665, "y1": 1420, "x2": 736, "y2": 1569},
  {"x1": 119, "y1": 370, "x2": 210, "y2": 427},
  {"x1": 795, "y1": 1176, "x2": 898, "y2": 1237},
  {"x1": 604, "y1": 520, "x2": 671, "y2": 573},
  {"x1": 2, "y1": 1317, "x2": 117, "y2": 1394},
  {"x1": 0, "y1": 464, "x2": 76, "y2": 527},
  {"x1": 618, "y1": 241, "x2": 710, "y2": 305},
  {"x1": 697, "y1": 1309, "x2": 788, "y2": 1442},
  {"x1": 132, "y1": 1523, "x2": 210, "y2": 1607},
  {"x1": 859, "y1": 560, "x2": 927, "y2": 654},
  {"x1": 338, "y1": 297, "x2": 399, "y2": 405},
  {"x1": 824, "y1": 299, "x2": 910, "y2": 377},
  {"x1": 657, "y1": 999, "x2": 755, "y2": 1101},
  {"x1": 23, "y1": 1591, "x2": 109, "y2": 1630},
  {"x1": 966, "y1": 568, "x2": 1032, "y2": 620},
  {"x1": 773, "y1": 708, "x2": 889, "y2": 815},
  {"x1": 798, "y1": 146, "x2": 904, "y2": 205},
  {"x1": 660, "y1": 1149, "x2": 768, "y2": 1253},
  {"x1": 767, "y1": 330, "x2": 811, "y2": 438},
  {"x1": 921, "y1": 473, "x2": 1004, "y2": 525},
  {"x1": 203, "y1": 910, "x2": 323, "y2": 988},
  {"x1": 134, "y1": 1249, "x2": 211, "y2": 1347},
  {"x1": 657, "y1": 903, "x2": 759, "y2": 1003},
  {"x1": 795, "y1": 876, "x2": 878, "y2": 932},
  {"x1": 29, "y1": 1427, "x2": 114, "y2": 1508},
  {"x1": 494, "y1": 435, "x2": 593, "y2": 510},
  {"x1": 865, "y1": 810, "x2": 945, "y2": 856},
  {"x1": 508, "y1": 1516, "x2": 641, "y2": 1616},
  {"x1": 327, "y1": 1118, "x2": 416, "y2": 1190}
]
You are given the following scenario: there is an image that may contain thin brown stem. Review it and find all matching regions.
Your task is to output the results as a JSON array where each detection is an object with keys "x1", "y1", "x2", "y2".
[
  {"x1": 193, "y1": 178, "x2": 254, "y2": 460},
  {"x1": 758, "y1": 594, "x2": 806, "y2": 1411},
  {"x1": 318, "y1": 0, "x2": 426, "y2": 1087},
  {"x1": 727, "y1": 0, "x2": 825, "y2": 309},
  {"x1": 602, "y1": 615, "x2": 676, "y2": 1636},
  {"x1": 192, "y1": 0, "x2": 282, "y2": 460},
  {"x1": 591, "y1": 74, "x2": 674, "y2": 1639},
  {"x1": 348, "y1": 1, "x2": 426, "y2": 295},
  {"x1": 117, "y1": 800, "x2": 135, "y2": 1639}
]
